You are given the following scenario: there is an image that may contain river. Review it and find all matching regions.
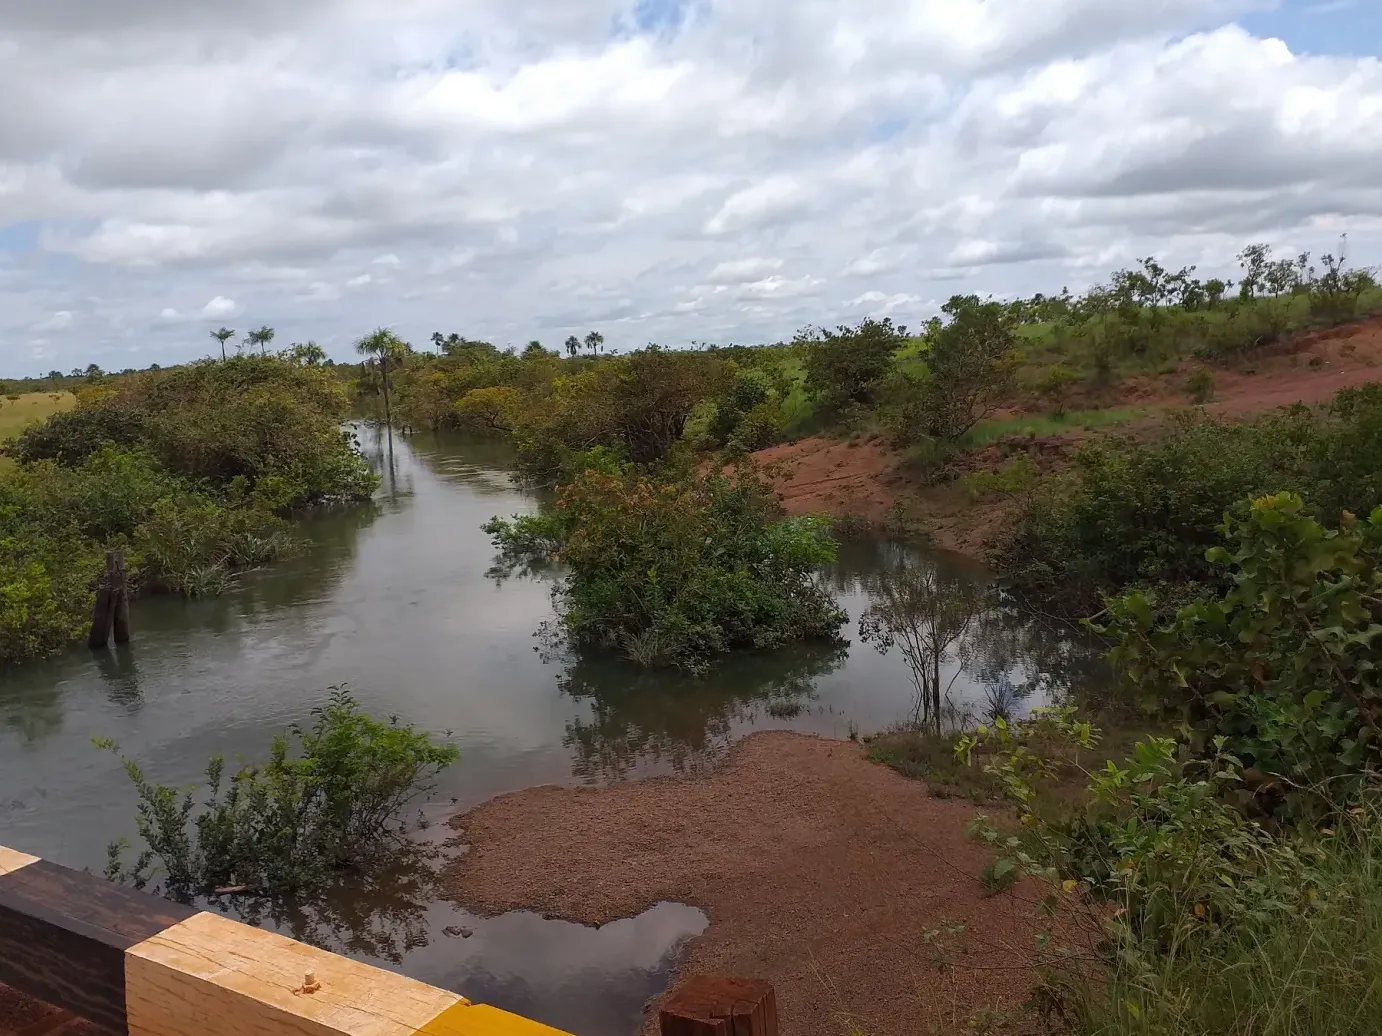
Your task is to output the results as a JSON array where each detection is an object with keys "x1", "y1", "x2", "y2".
[{"x1": 0, "y1": 427, "x2": 1101, "y2": 1034}]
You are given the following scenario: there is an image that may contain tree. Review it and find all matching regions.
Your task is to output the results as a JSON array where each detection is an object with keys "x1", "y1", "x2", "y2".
[
  {"x1": 584, "y1": 331, "x2": 605, "y2": 356},
  {"x1": 859, "y1": 558, "x2": 985, "y2": 734},
  {"x1": 210, "y1": 327, "x2": 236, "y2": 361},
  {"x1": 286, "y1": 341, "x2": 327, "y2": 366},
  {"x1": 246, "y1": 325, "x2": 276, "y2": 356},
  {"x1": 565, "y1": 336, "x2": 580, "y2": 359},
  {"x1": 798, "y1": 317, "x2": 907, "y2": 414},
  {"x1": 355, "y1": 327, "x2": 408, "y2": 426},
  {"x1": 84, "y1": 363, "x2": 104, "y2": 381},
  {"x1": 917, "y1": 296, "x2": 1018, "y2": 441}
]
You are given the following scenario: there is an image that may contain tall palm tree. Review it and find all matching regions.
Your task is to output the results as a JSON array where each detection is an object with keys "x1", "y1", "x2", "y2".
[
  {"x1": 246, "y1": 325, "x2": 276, "y2": 355},
  {"x1": 565, "y1": 335, "x2": 580, "y2": 359},
  {"x1": 210, "y1": 327, "x2": 236, "y2": 361},
  {"x1": 584, "y1": 330, "x2": 604, "y2": 356},
  {"x1": 355, "y1": 327, "x2": 407, "y2": 426}
]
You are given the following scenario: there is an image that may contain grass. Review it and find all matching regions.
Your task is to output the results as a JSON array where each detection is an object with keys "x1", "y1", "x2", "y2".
[
  {"x1": 865, "y1": 728, "x2": 1005, "y2": 802},
  {"x1": 1073, "y1": 812, "x2": 1382, "y2": 1036},
  {"x1": 0, "y1": 392, "x2": 74, "y2": 473},
  {"x1": 965, "y1": 407, "x2": 1147, "y2": 448}
]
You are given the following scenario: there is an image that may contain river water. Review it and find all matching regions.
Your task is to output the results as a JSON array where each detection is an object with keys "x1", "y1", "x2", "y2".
[{"x1": 0, "y1": 427, "x2": 1100, "y2": 1034}]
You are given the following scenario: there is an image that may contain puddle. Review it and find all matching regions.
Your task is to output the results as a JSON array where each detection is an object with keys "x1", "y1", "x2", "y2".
[{"x1": 389, "y1": 901, "x2": 708, "y2": 1036}]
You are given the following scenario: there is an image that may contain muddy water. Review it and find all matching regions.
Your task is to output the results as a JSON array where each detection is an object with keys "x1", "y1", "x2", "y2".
[{"x1": 0, "y1": 427, "x2": 1100, "y2": 1035}]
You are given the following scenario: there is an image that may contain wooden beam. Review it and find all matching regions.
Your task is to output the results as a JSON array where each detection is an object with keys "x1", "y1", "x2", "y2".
[
  {"x1": 0, "y1": 846, "x2": 577, "y2": 1036},
  {"x1": 0, "y1": 861, "x2": 198, "y2": 1034}
]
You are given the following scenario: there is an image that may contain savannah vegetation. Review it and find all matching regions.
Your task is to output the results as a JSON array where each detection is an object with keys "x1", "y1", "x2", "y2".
[{"x1": 0, "y1": 355, "x2": 375, "y2": 665}]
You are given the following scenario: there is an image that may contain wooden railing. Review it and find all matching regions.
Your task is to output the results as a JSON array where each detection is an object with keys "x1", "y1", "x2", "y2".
[{"x1": 0, "y1": 845, "x2": 777, "y2": 1036}]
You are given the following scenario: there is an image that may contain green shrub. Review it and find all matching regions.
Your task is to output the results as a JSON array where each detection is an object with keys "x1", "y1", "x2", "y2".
[
  {"x1": 1100, "y1": 493, "x2": 1382, "y2": 812},
  {"x1": 1184, "y1": 368, "x2": 1214, "y2": 403},
  {"x1": 798, "y1": 317, "x2": 907, "y2": 414},
  {"x1": 995, "y1": 408, "x2": 1317, "y2": 613},
  {"x1": 486, "y1": 465, "x2": 847, "y2": 670},
  {"x1": 101, "y1": 688, "x2": 459, "y2": 899}
]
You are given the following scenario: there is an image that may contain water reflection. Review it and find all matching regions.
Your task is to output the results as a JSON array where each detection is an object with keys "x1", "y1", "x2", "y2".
[
  {"x1": 831, "y1": 538, "x2": 1106, "y2": 730},
  {"x1": 559, "y1": 642, "x2": 848, "y2": 781},
  {"x1": 95, "y1": 645, "x2": 143, "y2": 713}
]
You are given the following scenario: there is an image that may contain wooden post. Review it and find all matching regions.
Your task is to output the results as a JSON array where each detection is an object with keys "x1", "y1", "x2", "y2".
[
  {"x1": 87, "y1": 552, "x2": 129, "y2": 650},
  {"x1": 110, "y1": 552, "x2": 130, "y2": 645},
  {"x1": 660, "y1": 976, "x2": 778, "y2": 1036}
]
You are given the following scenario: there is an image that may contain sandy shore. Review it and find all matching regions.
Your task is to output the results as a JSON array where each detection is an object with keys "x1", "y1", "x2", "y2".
[{"x1": 445, "y1": 731, "x2": 1044, "y2": 1036}]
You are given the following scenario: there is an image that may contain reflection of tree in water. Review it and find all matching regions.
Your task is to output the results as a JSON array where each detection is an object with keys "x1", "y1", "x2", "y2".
[
  {"x1": 210, "y1": 842, "x2": 441, "y2": 964},
  {"x1": 392, "y1": 429, "x2": 526, "y2": 499},
  {"x1": 847, "y1": 539, "x2": 1106, "y2": 729},
  {"x1": 559, "y1": 642, "x2": 848, "y2": 781}
]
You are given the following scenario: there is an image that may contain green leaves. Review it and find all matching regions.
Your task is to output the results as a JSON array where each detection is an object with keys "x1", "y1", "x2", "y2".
[
  {"x1": 486, "y1": 466, "x2": 846, "y2": 671},
  {"x1": 1100, "y1": 491, "x2": 1382, "y2": 815},
  {"x1": 103, "y1": 689, "x2": 458, "y2": 900}
]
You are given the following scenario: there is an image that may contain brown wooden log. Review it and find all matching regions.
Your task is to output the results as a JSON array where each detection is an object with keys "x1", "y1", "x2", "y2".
[
  {"x1": 109, "y1": 552, "x2": 130, "y2": 646},
  {"x1": 0, "y1": 861, "x2": 198, "y2": 1035},
  {"x1": 660, "y1": 977, "x2": 778, "y2": 1036},
  {"x1": 87, "y1": 587, "x2": 113, "y2": 651}
]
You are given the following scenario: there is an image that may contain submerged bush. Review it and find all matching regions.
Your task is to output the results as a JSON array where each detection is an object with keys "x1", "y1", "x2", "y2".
[
  {"x1": 101, "y1": 688, "x2": 459, "y2": 899},
  {"x1": 486, "y1": 465, "x2": 847, "y2": 670}
]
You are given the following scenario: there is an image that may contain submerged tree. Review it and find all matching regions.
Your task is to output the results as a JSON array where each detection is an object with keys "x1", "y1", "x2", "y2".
[
  {"x1": 859, "y1": 558, "x2": 987, "y2": 733},
  {"x1": 356, "y1": 327, "x2": 408, "y2": 426}
]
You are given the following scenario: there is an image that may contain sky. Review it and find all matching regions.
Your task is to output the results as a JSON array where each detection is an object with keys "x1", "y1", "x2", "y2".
[{"x1": 0, "y1": 0, "x2": 1380, "y2": 375}]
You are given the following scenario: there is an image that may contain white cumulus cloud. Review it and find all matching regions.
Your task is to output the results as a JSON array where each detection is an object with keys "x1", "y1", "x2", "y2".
[{"x1": 0, "y1": 0, "x2": 1378, "y2": 372}]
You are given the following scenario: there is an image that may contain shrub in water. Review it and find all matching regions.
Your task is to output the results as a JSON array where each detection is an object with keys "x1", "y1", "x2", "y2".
[{"x1": 101, "y1": 688, "x2": 459, "y2": 899}]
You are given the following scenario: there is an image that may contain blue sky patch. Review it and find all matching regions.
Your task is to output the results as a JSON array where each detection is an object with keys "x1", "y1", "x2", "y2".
[
  {"x1": 0, "y1": 221, "x2": 41, "y2": 253},
  {"x1": 1242, "y1": 0, "x2": 1381, "y2": 58}
]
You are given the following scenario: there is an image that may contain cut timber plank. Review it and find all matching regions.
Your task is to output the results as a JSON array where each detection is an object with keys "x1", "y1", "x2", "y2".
[
  {"x1": 125, "y1": 912, "x2": 463, "y2": 1036},
  {"x1": 0, "y1": 850, "x2": 37, "y2": 878},
  {"x1": 0, "y1": 861, "x2": 197, "y2": 1036}
]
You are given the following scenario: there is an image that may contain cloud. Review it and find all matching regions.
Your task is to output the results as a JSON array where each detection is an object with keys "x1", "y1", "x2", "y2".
[
  {"x1": 32, "y1": 310, "x2": 74, "y2": 331},
  {"x1": 200, "y1": 296, "x2": 239, "y2": 318},
  {"x1": 0, "y1": 0, "x2": 1379, "y2": 372},
  {"x1": 708, "y1": 257, "x2": 783, "y2": 283}
]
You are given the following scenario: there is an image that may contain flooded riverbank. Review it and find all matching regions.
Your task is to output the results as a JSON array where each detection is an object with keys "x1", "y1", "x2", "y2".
[{"x1": 0, "y1": 426, "x2": 1101, "y2": 1034}]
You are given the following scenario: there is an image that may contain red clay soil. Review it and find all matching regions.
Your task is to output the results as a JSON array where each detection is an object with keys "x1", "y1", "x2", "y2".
[
  {"x1": 1126, "y1": 311, "x2": 1382, "y2": 416},
  {"x1": 445, "y1": 731, "x2": 1048, "y2": 1036},
  {"x1": 756, "y1": 314, "x2": 1382, "y2": 555}
]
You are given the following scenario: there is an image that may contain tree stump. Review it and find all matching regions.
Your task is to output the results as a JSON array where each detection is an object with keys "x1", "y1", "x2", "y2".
[
  {"x1": 87, "y1": 551, "x2": 130, "y2": 650},
  {"x1": 659, "y1": 977, "x2": 778, "y2": 1036}
]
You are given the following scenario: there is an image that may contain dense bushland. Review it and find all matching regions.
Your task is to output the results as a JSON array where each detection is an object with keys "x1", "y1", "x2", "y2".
[
  {"x1": 485, "y1": 463, "x2": 847, "y2": 670},
  {"x1": 955, "y1": 495, "x2": 1382, "y2": 1035},
  {"x1": 995, "y1": 385, "x2": 1382, "y2": 614},
  {"x1": 0, "y1": 356, "x2": 376, "y2": 665}
]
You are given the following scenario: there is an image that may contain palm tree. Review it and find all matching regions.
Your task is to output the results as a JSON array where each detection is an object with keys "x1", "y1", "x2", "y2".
[
  {"x1": 355, "y1": 327, "x2": 407, "y2": 426},
  {"x1": 210, "y1": 327, "x2": 236, "y2": 361},
  {"x1": 584, "y1": 330, "x2": 604, "y2": 356},
  {"x1": 565, "y1": 335, "x2": 580, "y2": 359},
  {"x1": 246, "y1": 325, "x2": 276, "y2": 355}
]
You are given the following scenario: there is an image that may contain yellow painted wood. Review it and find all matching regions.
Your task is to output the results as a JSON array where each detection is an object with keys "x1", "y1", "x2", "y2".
[
  {"x1": 0, "y1": 846, "x2": 39, "y2": 876},
  {"x1": 125, "y1": 911, "x2": 464, "y2": 1036},
  {"x1": 415, "y1": 1002, "x2": 573, "y2": 1036}
]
